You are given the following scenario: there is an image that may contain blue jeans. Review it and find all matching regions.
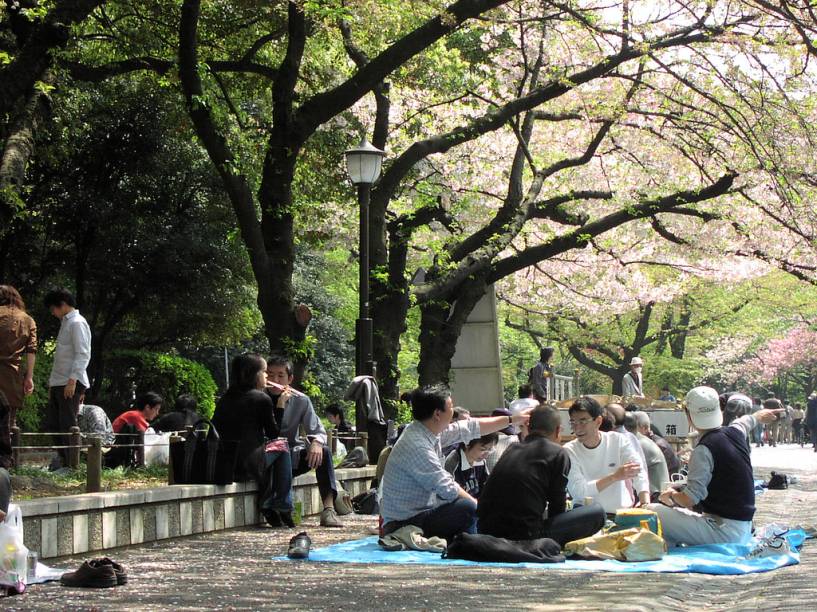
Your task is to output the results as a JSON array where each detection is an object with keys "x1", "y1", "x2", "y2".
[
  {"x1": 260, "y1": 450, "x2": 293, "y2": 514},
  {"x1": 384, "y1": 498, "x2": 478, "y2": 541}
]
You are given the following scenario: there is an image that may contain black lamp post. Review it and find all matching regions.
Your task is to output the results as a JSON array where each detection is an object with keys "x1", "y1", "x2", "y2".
[{"x1": 345, "y1": 138, "x2": 386, "y2": 377}]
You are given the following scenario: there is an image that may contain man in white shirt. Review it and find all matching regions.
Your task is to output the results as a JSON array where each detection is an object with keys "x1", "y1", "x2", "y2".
[
  {"x1": 565, "y1": 396, "x2": 649, "y2": 514},
  {"x1": 44, "y1": 288, "x2": 92, "y2": 469}
]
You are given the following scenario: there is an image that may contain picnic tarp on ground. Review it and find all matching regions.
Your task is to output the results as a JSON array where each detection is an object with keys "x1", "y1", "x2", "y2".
[{"x1": 276, "y1": 529, "x2": 806, "y2": 575}]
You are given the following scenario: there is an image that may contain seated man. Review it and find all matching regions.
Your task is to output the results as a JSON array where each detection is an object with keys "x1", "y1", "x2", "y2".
[
  {"x1": 76, "y1": 394, "x2": 115, "y2": 446},
  {"x1": 484, "y1": 408, "x2": 521, "y2": 471},
  {"x1": 648, "y1": 386, "x2": 781, "y2": 547},
  {"x1": 444, "y1": 432, "x2": 497, "y2": 499},
  {"x1": 152, "y1": 393, "x2": 203, "y2": 433},
  {"x1": 265, "y1": 355, "x2": 343, "y2": 528},
  {"x1": 565, "y1": 396, "x2": 649, "y2": 514},
  {"x1": 478, "y1": 405, "x2": 605, "y2": 545},
  {"x1": 107, "y1": 392, "x2": 162, "y2": 468},
  {"x1": 112, "y1": 392, "x2": 162, "y2": 434},
  {"x1": 380, "y1": 384, "x2": 529, "y2": 542},
  {"x1": 625, "y1": 413, "x2": 668, "y2": 501},
  {"x1": 634, "y1": 410, "x2": 681, "y2": 475}
]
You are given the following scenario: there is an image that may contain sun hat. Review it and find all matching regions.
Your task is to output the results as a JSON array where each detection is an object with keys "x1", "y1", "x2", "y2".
[
  {"x1": 685, "y1": 386, "x2": 723, "y2": 430},
  {"x1": 629, "y1": 357, "x2": 643, "y2": 366}
]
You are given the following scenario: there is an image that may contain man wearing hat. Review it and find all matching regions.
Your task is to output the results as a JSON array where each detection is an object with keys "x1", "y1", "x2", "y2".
[
  {"x1": 621, "y1": 357, "x2": 645, "y2": 398},
  {"x1": 647, "y1": 386, "x2": 783, "y2": 546}
]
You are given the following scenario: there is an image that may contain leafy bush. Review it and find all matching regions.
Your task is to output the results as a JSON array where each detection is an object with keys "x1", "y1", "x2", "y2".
[
  {"x1": 99, "y1": 350, "x2": 218, "y2": 419},
  {"x1": 19, "y1": 346, "x2": 54, "y2": 432}
]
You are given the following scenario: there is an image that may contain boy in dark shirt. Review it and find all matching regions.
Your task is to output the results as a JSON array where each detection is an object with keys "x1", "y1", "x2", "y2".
[
  {"x1": 478, "y1": 405, "x2": 604, "y2": 545},
  {"x1": 444, "y1": 432, "x2": 498, "y2": 499}
]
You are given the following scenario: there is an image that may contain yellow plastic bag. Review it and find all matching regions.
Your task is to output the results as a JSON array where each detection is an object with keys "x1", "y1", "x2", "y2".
[
  {"x1": 564, "y1": 527, "x2": 666, "y2": 562},
  {"x1": 621, "y1": 529, "x2": 667, "y2": 562}
]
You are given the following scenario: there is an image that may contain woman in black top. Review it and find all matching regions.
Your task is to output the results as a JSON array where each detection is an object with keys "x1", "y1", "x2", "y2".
[{"x1": 212, "y1": 353, "x2": 294, "y2": 527}]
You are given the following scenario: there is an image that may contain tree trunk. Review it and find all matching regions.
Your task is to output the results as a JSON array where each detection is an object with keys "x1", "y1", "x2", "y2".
[
  {"x1": 417, "y1": 276, "x2": 487, "y2": 386},
  {"x1": 670, "y1": 302, "x2": 692, "y2": 359}
]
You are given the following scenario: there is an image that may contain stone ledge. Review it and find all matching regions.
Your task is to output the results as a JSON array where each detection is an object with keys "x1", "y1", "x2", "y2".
[{"x1": 19, "y1": 466, "x2": 376, "y2": 559}]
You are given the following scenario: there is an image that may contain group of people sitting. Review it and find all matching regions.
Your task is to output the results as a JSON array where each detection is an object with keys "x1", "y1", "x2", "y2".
[{"x1": 379, "y1": 383, "x2": 783, "y2": 549}]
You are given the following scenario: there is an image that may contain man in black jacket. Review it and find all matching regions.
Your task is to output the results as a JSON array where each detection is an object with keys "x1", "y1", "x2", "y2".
[{"x1": 477, "y1": 405, "x2": 604, "y2": 545}]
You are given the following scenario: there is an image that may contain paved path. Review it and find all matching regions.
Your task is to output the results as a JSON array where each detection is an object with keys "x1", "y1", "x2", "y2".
[{"x1": 5, "y1": 443, "x2": 817, "y2": 611}]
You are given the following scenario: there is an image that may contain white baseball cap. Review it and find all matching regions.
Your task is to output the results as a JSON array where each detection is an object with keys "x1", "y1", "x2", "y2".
[{"x1": 685, "y1": 386, "x2": 722, "y2": 430}]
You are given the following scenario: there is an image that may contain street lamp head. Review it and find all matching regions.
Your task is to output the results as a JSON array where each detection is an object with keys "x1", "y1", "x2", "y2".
[{"x1": 345, "y1": 138, "x2": 386, "y2": 185}]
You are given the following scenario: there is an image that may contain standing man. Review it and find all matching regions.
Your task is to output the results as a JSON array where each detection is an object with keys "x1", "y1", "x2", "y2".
[
  {"x1": 265, "y1": 355, "x2": 344, "y2": 528},
  {"x1": 0, "y1": 285, "x2": 37, "y2": 468},
  {"x1": 529, "y1": 347, "x2": 555, "y2": 402},
  {"x1": 763, "y1": 394, "x2": 783, "y2": 447},
  {"x1": 565, "y1": 396, "x2": 649, "y2": 514},
  {"x1": 44, "y1": 288, "x2": 91, "y2": 470},
  {"x1": 621, "y1": 357, "x2": 645, "y2": 398}
]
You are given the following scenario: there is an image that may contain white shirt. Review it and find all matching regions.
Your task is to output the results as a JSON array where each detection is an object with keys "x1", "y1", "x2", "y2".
[
  {"x1": 565, "y1": 431, "x2": 649, "y2": 514},
  {"x1": 49, "y1": 309, "x2": 91, "y2": 389}
]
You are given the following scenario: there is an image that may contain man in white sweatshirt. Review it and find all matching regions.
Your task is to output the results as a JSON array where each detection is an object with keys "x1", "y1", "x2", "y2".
[{"x1": 565, "y1": 396, "x2": 649, "y2": 514}]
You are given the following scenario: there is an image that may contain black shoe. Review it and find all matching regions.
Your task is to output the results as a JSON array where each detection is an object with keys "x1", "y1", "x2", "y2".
[
  {"x1": 90, "y1": 558, "x2": 127, "y2": 585},
  {"x1": 264, "y1": 511, "x2": 283, "y2": 528},
  {"x1": 288, "y1": 531, "x2": 311, "y2": 559},
  {"x1": 61, "y1": 561, "x2": 117, "y2": 588},
  {"x1": 279, "y1": 511, "x2": 296, "y2": 528}
]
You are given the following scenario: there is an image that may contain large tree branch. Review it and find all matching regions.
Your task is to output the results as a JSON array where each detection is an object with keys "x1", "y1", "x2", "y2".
[
  {"x1": 177, "y1": 0, "x2": 269, "y2": 279},
  {"x1": 0, "y1": 0, "x2": 104, "y2": 116},
  {"x1": 374, "y1": 19, "x2": 740, "y2": 205},
  {"x1": 295, "y1": 0, "x2": 511, "y2": 133},
  {"x1": 487, "y1": 172, "x2": 737, "y2": 284},
  {"x1": 62, "y1": 57, "x2": 279, "y2": 81}
]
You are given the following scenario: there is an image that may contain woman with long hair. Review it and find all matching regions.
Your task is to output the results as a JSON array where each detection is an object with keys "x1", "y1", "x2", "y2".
[
  {"x1": 0, "y1": 285, "x2": 37, "y2": 467},
  {"x1": 212, "y1": 353, "x2": 294, "y2": 527}
]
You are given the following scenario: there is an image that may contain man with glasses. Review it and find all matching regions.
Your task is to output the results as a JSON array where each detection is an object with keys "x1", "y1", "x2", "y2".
[{"x1": 564, "y1": 396, "x2": 649, "y2": 514}]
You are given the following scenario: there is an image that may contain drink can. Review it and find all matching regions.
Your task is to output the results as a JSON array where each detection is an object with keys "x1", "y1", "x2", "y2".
[
  {"x1": 583, "y1": 497, "x2": 593, "y2": 507},
  {"x1": 26, "y1": 551, "x2": 38, "y2": 581}
]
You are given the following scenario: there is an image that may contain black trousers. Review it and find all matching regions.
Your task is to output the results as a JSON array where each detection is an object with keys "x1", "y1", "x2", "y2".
[
  {"x1": 46, "y1": 384, "x2": 85, "y2": 464},
  {"x1": 480, "y1": 503, "x2": 606, "y2": 547},
  {"x1": 292, "y1": 444, "x2": 338, "y2": 504}
]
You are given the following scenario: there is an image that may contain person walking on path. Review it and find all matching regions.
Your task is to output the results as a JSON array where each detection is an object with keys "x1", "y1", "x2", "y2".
[
  {"x1": 0, "y1": 285, "x2": 37, "y2": 468},
  {"x1": 44, "y1": 288, "x2": 91, "y2": 470}
]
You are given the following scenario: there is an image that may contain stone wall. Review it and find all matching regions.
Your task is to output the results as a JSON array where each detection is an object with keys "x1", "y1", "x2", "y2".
[{"x1": 18, "y1": 467, "x2": 376, "y2": 560}]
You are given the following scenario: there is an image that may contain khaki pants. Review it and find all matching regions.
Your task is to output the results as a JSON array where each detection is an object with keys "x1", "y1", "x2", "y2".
[{"x1": 647, "y1": 503, "x2": 752, "y2": 547}]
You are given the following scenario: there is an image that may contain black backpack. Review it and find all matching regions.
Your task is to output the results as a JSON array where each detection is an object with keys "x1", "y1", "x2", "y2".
[
  {"x1": 767, "y1": 471, "x2": 788, "y2": 490},
  {"x1": 352, "y1": 488, "x2": 379, "y2": 515}
]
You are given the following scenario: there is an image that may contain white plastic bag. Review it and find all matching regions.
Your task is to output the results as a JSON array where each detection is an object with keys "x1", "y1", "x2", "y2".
[
  {"x1": 0, "y1": 505, "x2": 28, "y2": 590},
  {"x1": 143, "y1": 427, "x2": 171, "y2": 466}
]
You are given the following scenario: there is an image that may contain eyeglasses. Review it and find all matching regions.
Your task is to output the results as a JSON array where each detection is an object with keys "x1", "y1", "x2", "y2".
[{"x1": 569, "y1": 418, "x2": 594, "y2": 427}]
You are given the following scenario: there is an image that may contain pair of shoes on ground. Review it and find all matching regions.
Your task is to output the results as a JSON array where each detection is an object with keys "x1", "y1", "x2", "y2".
[
  {"x1": 61, "y1": 557, "x2": 127, "y2": 588},
  {"x1": 264, "y1": 509, "x2": 296, "y2": 528},
  {"x1": 288, "y1": 531, "x2": 311, "y2": 559}
]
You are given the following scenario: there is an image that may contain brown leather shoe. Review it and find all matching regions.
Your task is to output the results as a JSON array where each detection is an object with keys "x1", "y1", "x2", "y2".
[
  {"x1": 91, "y1": 557, "x2": 128, "y2": 585},
  {"x1": 60, "y1": 561, "x2": 117, "y2": 588}
]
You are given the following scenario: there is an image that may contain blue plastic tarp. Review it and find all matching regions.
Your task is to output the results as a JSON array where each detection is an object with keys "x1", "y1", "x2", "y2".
[{"x1": 276, "y1": 530, "x2": 805, "y2": 575}]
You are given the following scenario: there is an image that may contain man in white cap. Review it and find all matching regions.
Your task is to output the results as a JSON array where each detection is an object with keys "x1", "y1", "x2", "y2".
[
  {"x1": 647, "y1": 386, "x2": 783, "y2": 546},
  {"x1": 621, "y1": 357, "x2": 644, "y2": 398}
]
